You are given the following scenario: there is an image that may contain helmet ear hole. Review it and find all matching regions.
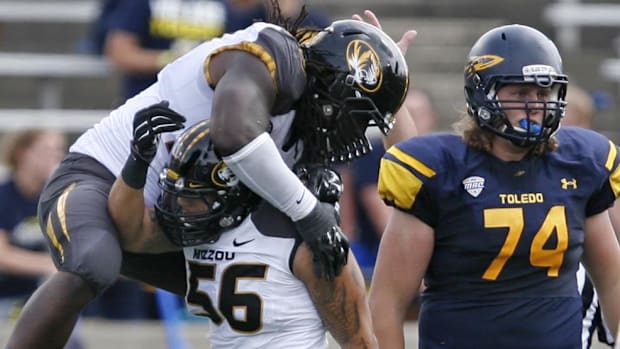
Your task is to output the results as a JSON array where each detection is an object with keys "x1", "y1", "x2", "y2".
[
  {"x1": 344, "y1": 75, "x2": 355, "y2": 87},
  {"x1": 472, "y1": 74, "x2": 482, "y2": 87}
]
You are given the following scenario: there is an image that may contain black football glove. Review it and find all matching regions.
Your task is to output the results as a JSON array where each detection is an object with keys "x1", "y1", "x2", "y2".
[
  {"x1": 297, "y1": 165, "x2": 344, "y2": 205},
  {"x1": 131, "y1": 100, "x2": 186, "y2": 163},
  {"x1": 122, "y1": 101, "x2": 186, "y2": 189},
  {"x1": 295, "y1": 164, "x2": 349, "y2": 281}
]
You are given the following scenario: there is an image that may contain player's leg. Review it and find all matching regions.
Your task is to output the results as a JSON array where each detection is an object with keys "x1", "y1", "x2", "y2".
[
  {"x1": 7, "y1": 271, "x2": 94, "y2": 349},
  {"x1": 8, "y1": 156, "x2": 122, "y2": 349}
]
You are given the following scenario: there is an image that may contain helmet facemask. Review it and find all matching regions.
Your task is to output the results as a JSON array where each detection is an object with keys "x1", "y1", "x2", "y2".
[
  {"x1": 463, "y1": 24, "x2": 568, "y2": 148},
  {"x1": 297, "y1": 73, "x2": 378, "y2": 163},
  {"x1": 155, "y1": 167, "x2": 256, "y2": 247},
  {"x1": 154, "y1": 121, "x2": 260, "y2": 247},
  {"x1": 468, "y1": 74, "x2": 567, "y2": 147},
  {"x1": 286, "y1": 20, "x2": 408, "y2": 164}
]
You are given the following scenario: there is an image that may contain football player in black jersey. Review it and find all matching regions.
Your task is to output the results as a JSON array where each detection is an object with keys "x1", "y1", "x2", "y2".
[
  {"x1": 107, "y1": 121, "x2": 378, "y2": 348},
  {"x1": 6, "y1": 2, "x2": 417, "y2": 348},
  {"x1": 370, "y1": 24, "x2": 620, "y2": 349}
]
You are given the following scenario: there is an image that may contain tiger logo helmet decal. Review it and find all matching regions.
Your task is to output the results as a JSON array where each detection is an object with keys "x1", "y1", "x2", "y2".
[{"x1": 346, "y1": 40, "x2": 382, "y2": 93}]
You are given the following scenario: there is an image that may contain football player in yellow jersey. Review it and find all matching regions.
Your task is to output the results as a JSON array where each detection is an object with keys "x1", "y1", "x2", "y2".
[{"x1": 370, "y1": 24, "x2": 620, "y2": 349}]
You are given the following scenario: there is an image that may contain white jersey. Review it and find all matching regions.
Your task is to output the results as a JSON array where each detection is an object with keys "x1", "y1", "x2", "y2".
[
  {"x1": 183, "y1": 203, "x2": 327, "y2": 349},
  {"x1": 70, "y1": 22, "x2": 306, "y2": 206}
]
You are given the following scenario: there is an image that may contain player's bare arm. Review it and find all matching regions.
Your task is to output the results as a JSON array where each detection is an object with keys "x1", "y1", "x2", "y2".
[
  {"x1": 108, "y1": 178, "x2": 151, "y2": 250},
  {"x1": 207, "y1": 50, "x2": 276, "y2": 154},
  {"x1": 582, "y1": 210, "x2": 620, "y2": 337},
  {"x1": 108, "y1": 179, "x2": 179, "y2": 253},
  {"x1": 369, "y1": 209, "x2": 433, "y2": 349},
  {"x1": 610, "y1": 199, "x2": 620, "y2": 236},
  {"x1": 108, "y1": 101, "x2": 185, "y2": 253},
  {"x1": 207, "y1": 47, "x2": 351, "y2": 281},
  {"x1": 294, "y1": 244, "x2": 377, "y2": 349}
]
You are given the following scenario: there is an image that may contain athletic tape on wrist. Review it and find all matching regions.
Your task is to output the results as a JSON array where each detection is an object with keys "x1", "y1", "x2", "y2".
[{"x1": 121, "y1": 154, "x2": 150, "y2": 189}]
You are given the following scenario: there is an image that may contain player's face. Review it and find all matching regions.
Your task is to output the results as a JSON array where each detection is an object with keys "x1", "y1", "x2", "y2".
[
  {"x1": 496, "y1": 84, "x2": 554, "y2": 128},
  {"x1": 177, "y1": 195, "x2": 214, "y2": 215}
]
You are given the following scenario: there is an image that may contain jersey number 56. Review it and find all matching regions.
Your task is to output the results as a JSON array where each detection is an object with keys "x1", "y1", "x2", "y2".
[{"x1": 186, "y1": 262, "x2": 267, "y2": 332}]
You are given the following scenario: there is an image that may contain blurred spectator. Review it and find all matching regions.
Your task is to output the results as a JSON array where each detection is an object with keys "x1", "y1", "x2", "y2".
[
  {"x1": 100, "y1": 0, "x2": 262, "y2": 103},
  {"x1": 79, "y1": 0, "x2": 122, "y2": 56},
  {"x1": 404, "y1": 88, "x2": 438, "y2": 135},
  {"x1": 0, "y1": 129, "x2": 83, "y2": 348},
  {"x1": 563, "y1": 84, "x2": 595, "y2": 129},
  {"x1": 338, "y1": 88, "x2": 438, "y2": 282},
  {"x1": 562, "y1": 84, "x2": 618, "y2": 232},
  {"x1": 563, "y1": 83, "x2": 620, "y2": 256}
]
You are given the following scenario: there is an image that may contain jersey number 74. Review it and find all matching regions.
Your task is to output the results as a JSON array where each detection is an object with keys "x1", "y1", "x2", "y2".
[{"x1": 482, "y1": 205, "x2": 568, "y2": 280}]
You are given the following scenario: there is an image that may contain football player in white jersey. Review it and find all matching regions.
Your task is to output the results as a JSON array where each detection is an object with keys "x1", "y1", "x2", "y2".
[
  {"x1": 7, "y1": 3, "x2": 416, "y2": 348},
  {"x1": 108, "y1": 120, "x2": 376, "y2": 348}
]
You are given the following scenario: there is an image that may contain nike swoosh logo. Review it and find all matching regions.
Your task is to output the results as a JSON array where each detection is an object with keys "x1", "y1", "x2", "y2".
[
  {"x1": 233, "y1": 238, "x2": 255, "y2": 247},
  {"x1": 295, "y1": 190, "x2": 305, "y2": 204}
]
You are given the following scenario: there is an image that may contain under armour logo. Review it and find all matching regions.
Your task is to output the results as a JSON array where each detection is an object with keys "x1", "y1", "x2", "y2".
[{"x1": 561, "y1": 178, "x2": 577, "y2": 190}]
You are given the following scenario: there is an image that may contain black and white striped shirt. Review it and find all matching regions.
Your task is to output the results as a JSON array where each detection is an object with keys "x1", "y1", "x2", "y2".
[{"x1": 578, "y1": 264, "x2": 614, "y2": 349}]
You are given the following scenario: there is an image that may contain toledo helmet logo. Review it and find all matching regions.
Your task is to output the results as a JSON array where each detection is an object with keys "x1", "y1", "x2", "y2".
[
  {"x1": 346, "y1": 40, "x2": 382, "y2": 93},
  {"x1": 211, "y1": 161, "x2": 238, "y2": 188},
  {"x1": 465, "y1": 54, "x2": 504, "y2": 77}
]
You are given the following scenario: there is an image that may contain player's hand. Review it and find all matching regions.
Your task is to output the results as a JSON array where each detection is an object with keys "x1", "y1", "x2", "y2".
[
  {"x1": 352, "y1": 10, "x2": 417, "y2": 55},
  {"x1": 295, "y1": 201, "x2": 349, "y2": 281},
  {"x1": 296, "y1": 165, "x2": 343, "y2": 205},
  {"x1": 307, "y1": 226, "x2": 349, "y2": 282},
  {"x1": 131, "y1": 100, "x2": 185, "y2": 163},
  {"x1": 295, "y1": 164, "x2": 348, "y2": 280}
]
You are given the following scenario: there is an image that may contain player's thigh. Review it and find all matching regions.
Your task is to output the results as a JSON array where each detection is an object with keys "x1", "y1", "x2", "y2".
[{"x1": 40, "y1": 178, "x2": 122, "y2": 294}]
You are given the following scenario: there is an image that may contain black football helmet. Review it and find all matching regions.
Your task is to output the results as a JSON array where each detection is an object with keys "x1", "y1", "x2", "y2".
[
  {"x1": 464, "y1": 24, "x2": 568, "y2": 147},
  {"x1": 296, "y1": 19, "x2": 409, "y2": 163},
  {"x1": 155, "y1": 121, "x2": 260, "y2": 246}
]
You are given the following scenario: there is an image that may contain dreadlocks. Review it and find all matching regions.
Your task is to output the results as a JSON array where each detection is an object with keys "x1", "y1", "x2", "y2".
[
  {"x1": 266, "y1": 0, "x2": 336, "y2": 164},
  {"x1": 266, "y1": 0, "x2": 310, "y2": 34},
  {"x1": 271, "y1": 0, "x2": 376, "y2": 165}
]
